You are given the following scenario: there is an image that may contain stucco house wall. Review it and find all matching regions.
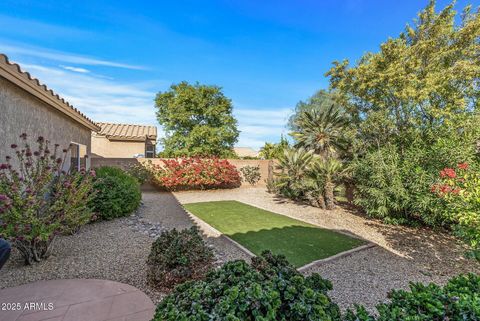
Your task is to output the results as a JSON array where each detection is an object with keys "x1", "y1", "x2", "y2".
[
  {"x1": 91, "y1": 134, "x2": 148, "y2": 158},
  {"x1": 0, "y1": 54, "x2": 99, "y2": 169},
  {"x1": 91, "y1": 122, "x2": 157, "y2": 158},
  {"x1": 0, "y1": 77, "x2": 92, "y2": 167}
]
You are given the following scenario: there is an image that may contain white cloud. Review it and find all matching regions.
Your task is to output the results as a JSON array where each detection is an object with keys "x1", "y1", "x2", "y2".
[
  {"x1": 0, "y1": 43, "x2": 145, "y2": 70},
  {"x1": 16, "y1": 63, "x2": 161, "y2": 127},
  {"x1": 0, "y1": 15, "x2": 93, "y2": 39},
  {"x1": 10, "y1": 53, "x2": 291, "y2": 151},
  {"x1": 233, "y1": 107, "x2": 291, "y2": 149},
  {"x1": 60, "y1": 65, "x2": 90, "y2": 73}
]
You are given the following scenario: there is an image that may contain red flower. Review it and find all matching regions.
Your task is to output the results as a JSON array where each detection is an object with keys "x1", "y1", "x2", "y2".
[
  {"x1": 440, "y1": 168, "x2": 456, "y2": 179},
  {"x1": 457, "y1": 162, "x2": 469, "y2": 170}
]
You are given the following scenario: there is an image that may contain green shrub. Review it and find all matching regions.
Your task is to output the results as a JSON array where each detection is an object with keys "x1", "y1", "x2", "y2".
[
  {"x1": 153, "y1": 250, "x2": 341, "y2": 321},
  {"x1": 146, "y1": 227, "x2": 214, "y2": 289},
  {"x1": 125, "y1": 161, "x2": 152, "y2": 184},
  {"x1": 90, "y1": 166, "x2": 141, "y2": 220},
  {"x1": 240, "y1": 165, "x2": 261, "y2": 185},
  {"x1": 352, "y1": 135, "x2": 479, "y2": 227},
  {"x1": 432, "y1": 162, "x2": 480, "y2": 258},
  {"x1": 345, "y1": 273, "x2": 480, "y2": 321}
]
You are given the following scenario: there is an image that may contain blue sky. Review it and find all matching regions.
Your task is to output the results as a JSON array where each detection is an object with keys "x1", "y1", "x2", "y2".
[{"x1": 0, "y1": 0, "x2": 474, "y2": 149}]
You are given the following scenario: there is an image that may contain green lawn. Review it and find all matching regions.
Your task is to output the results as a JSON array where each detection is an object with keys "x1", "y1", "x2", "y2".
[{"x1": 184, "y1": 200, "x2": 365, "y2": 267}]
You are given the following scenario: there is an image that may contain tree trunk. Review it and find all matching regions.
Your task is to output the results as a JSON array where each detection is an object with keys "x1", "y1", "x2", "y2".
[
  {"x1": 324, "y1": 181, "x2": 336, "y2": 210},
  {"x1": 345, "y1": 182, "x2": 355, "y2": 204},
  {"x1": 317, "y1": 194, "x2": 326, "y2": 209}
]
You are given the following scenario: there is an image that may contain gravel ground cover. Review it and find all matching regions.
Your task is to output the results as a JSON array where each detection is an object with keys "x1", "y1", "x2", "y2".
[
  {"x1": 0, "y1": 192, "x2": 249, "y2": 305},
  {"x1": 174, "y1": 187, "x2": 480, "y2": 311},
  {"x1": 3, "y1": 188, "x2": 479, "y2": 312},
  {"x1": 184, "y1": 200, "x2": 365, "y2": 267}
]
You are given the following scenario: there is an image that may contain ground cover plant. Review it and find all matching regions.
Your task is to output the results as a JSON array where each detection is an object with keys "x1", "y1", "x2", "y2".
[
  {"x1": 154, "y1": 251, "x2": 342, "y2": 321},
  {"x1": 0, "y1": 134, "x2": 95, "y2": 265},
  {"x1": 147, "y1": 226, "x2": 214, "y2": 289},
  {"x1": 149, "y1": 157, "x2": 241, "y2": 191},
  {"x1": 155, "y1": 250, "x2": 480, "y2": 320},
  {"x1": 89, "y1": 166, "x2": 141, "y2": 220},
  {"x1": 184, "y1": 200, "x2": 364, "y2": 267},
  {"x1": 345, "y1": 273, "x2": 480, "y2": 321}
]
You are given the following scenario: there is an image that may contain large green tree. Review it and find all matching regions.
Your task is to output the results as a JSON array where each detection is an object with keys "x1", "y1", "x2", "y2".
[
  {"x1": 327, "y1": 0, "x2": 480, "y2": 147},
  {"x1": 326, "y1": 0, "x2": 480, "y2": 224},
  {"x1": 155, "y1": 82, "x2": 239, "y2": 157}
]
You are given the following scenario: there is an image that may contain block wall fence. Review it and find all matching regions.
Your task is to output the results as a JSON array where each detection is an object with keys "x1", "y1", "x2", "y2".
[{"x1": 90, "y1": 158, "x2": 273, "y2": 188}]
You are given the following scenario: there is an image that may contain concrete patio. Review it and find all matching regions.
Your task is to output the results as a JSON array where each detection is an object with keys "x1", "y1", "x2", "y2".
[{"x1": 0, "y1": 279, "x2": 155, "y2": 321}]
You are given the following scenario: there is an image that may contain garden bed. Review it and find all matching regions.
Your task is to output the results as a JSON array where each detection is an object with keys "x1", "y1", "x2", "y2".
[{"x1": 184, "y1": 200, "x2": 366, "y2": 267}]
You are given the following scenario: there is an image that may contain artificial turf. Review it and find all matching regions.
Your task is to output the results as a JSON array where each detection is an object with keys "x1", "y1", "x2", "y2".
[{"x1": 184, "y1": 200, "x2": 365, "y2": 267}]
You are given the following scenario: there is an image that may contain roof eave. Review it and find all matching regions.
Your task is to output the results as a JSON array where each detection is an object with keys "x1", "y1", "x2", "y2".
[{"x1": 0, "y1": 54, "x2": 100, "y2": 132}]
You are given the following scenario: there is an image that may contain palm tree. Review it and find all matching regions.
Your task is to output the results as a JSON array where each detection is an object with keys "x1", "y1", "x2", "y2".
[
  {"x1": 291, "y1": 104, "x2": 348, "y2": 158},
  {"x1": 274, "y1": 147, "x2": 314, "y2": 199},
  {"x1": 308, "y1": 157, "x2": 346, "y2": 210}
]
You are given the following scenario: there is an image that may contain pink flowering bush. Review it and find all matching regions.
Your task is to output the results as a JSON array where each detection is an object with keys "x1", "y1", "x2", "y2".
[
  {"x1": 0, "y1": 134, "x2": 95, "y2": 265},
  {"x1": 149, "y1": 157, "x2": 241, "y2": 191},
  {"x1": 432, "y1": 162, "x2": 480, "y2": 258}
]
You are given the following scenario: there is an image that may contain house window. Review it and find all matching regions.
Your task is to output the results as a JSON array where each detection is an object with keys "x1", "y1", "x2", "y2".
[
  {"x1": 70, "y1": 142, "x2": 88, "y2": 171},
  {"x1": 145, "y1": 142, "x2": 155, "y2": 158}
]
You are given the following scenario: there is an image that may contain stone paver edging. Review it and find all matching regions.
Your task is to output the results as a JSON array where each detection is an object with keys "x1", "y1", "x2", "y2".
[
  {"x1": 0, "y1": 279, "x2": 155, "y2": 321},
  {"x1": 173, "y1": 195, "x2": 377, "y2": 271}
]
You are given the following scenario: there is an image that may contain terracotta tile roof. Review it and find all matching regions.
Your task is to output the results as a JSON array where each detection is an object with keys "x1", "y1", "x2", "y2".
[
  {"x1": 234, "y1": 147, "x2": 259, "y2": 157},
  {"x1": 96, "y1": 122, "x2": 157, "y2": 141},
  {"x1": 0, "y1": 53, "x2": 100, "y2": 131}
]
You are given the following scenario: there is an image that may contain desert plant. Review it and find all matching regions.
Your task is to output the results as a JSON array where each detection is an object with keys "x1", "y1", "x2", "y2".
[
  {"x1": 265, "y1": 160, "x2": 277, "y2": 193},
  {"x1": 239, "y1": 165, "x2": 261, "y2": 185},
  {"x1": 89, "y1": 166, "x2": 141, "y2": 220},
  {"x1": 291, "y1": 104, "x2": 348, "y2": 158},
  {"x1": 0, "y1": 134, "x2": 95, "y2": 265},
  {"x1": 274, "y1": 147, "x2": 315, "y2": 200},
  {"x1": 125, "y1": 161, "x2": 152, "y2": 184},
  {"x1": 153, "y1": 250, "x2": 341, "y2": 321},
  {"x1": 345, "y1": 273, "x2": 480, "y2": 321},
  {"x1": 146, "y1": 226, "x2": 214, "y2": 289},
  {"x1": 310, "y1": 157, "x2": 346, "y2": 210},
  {"x1": 150, "y1": 157, "x2": 241, "y2": 191}
]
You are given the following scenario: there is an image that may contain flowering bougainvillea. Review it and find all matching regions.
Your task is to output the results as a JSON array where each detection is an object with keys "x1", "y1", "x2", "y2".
[
  {"x1": 432, "y1": 162, "x2": 480, "y2": 258},
  {"x1": 149, "y1": 157, "x2": 241, "y2": 191},
  {"x1": 0, "y1": 134, "x2": 95, "y2": 265}
]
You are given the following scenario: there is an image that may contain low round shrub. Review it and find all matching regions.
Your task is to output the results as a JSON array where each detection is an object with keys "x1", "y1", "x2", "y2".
[
  {"x1": 345, "y1": 273, "x2": 480, "y2": 321},
  {"x1": 240, "y1": 165, "x2": 261, "y2": 185},
  {"x1": 89, "y1": 166, "x2": 141, "y2": 220},
  {"x1": 147, "y1": 226, "x2": 214, "y2": 289},
  {"x1": 153, "y1": 250, "x2": 341, "y2": 321}
]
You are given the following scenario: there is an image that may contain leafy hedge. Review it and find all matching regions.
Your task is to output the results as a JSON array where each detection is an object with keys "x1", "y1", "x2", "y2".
[
  {"x1": 149, "y1": 157, "x2": 241, "y2": 191},
  {"x1": 89, "y1": 166, "x2": 141, "y2": 220},
  {"x1": 147, "y1": 227, "x2": 214, "y2": 289},
  {"x1": 154, "y1": 251, "x2": 341, "y2": 321}
]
